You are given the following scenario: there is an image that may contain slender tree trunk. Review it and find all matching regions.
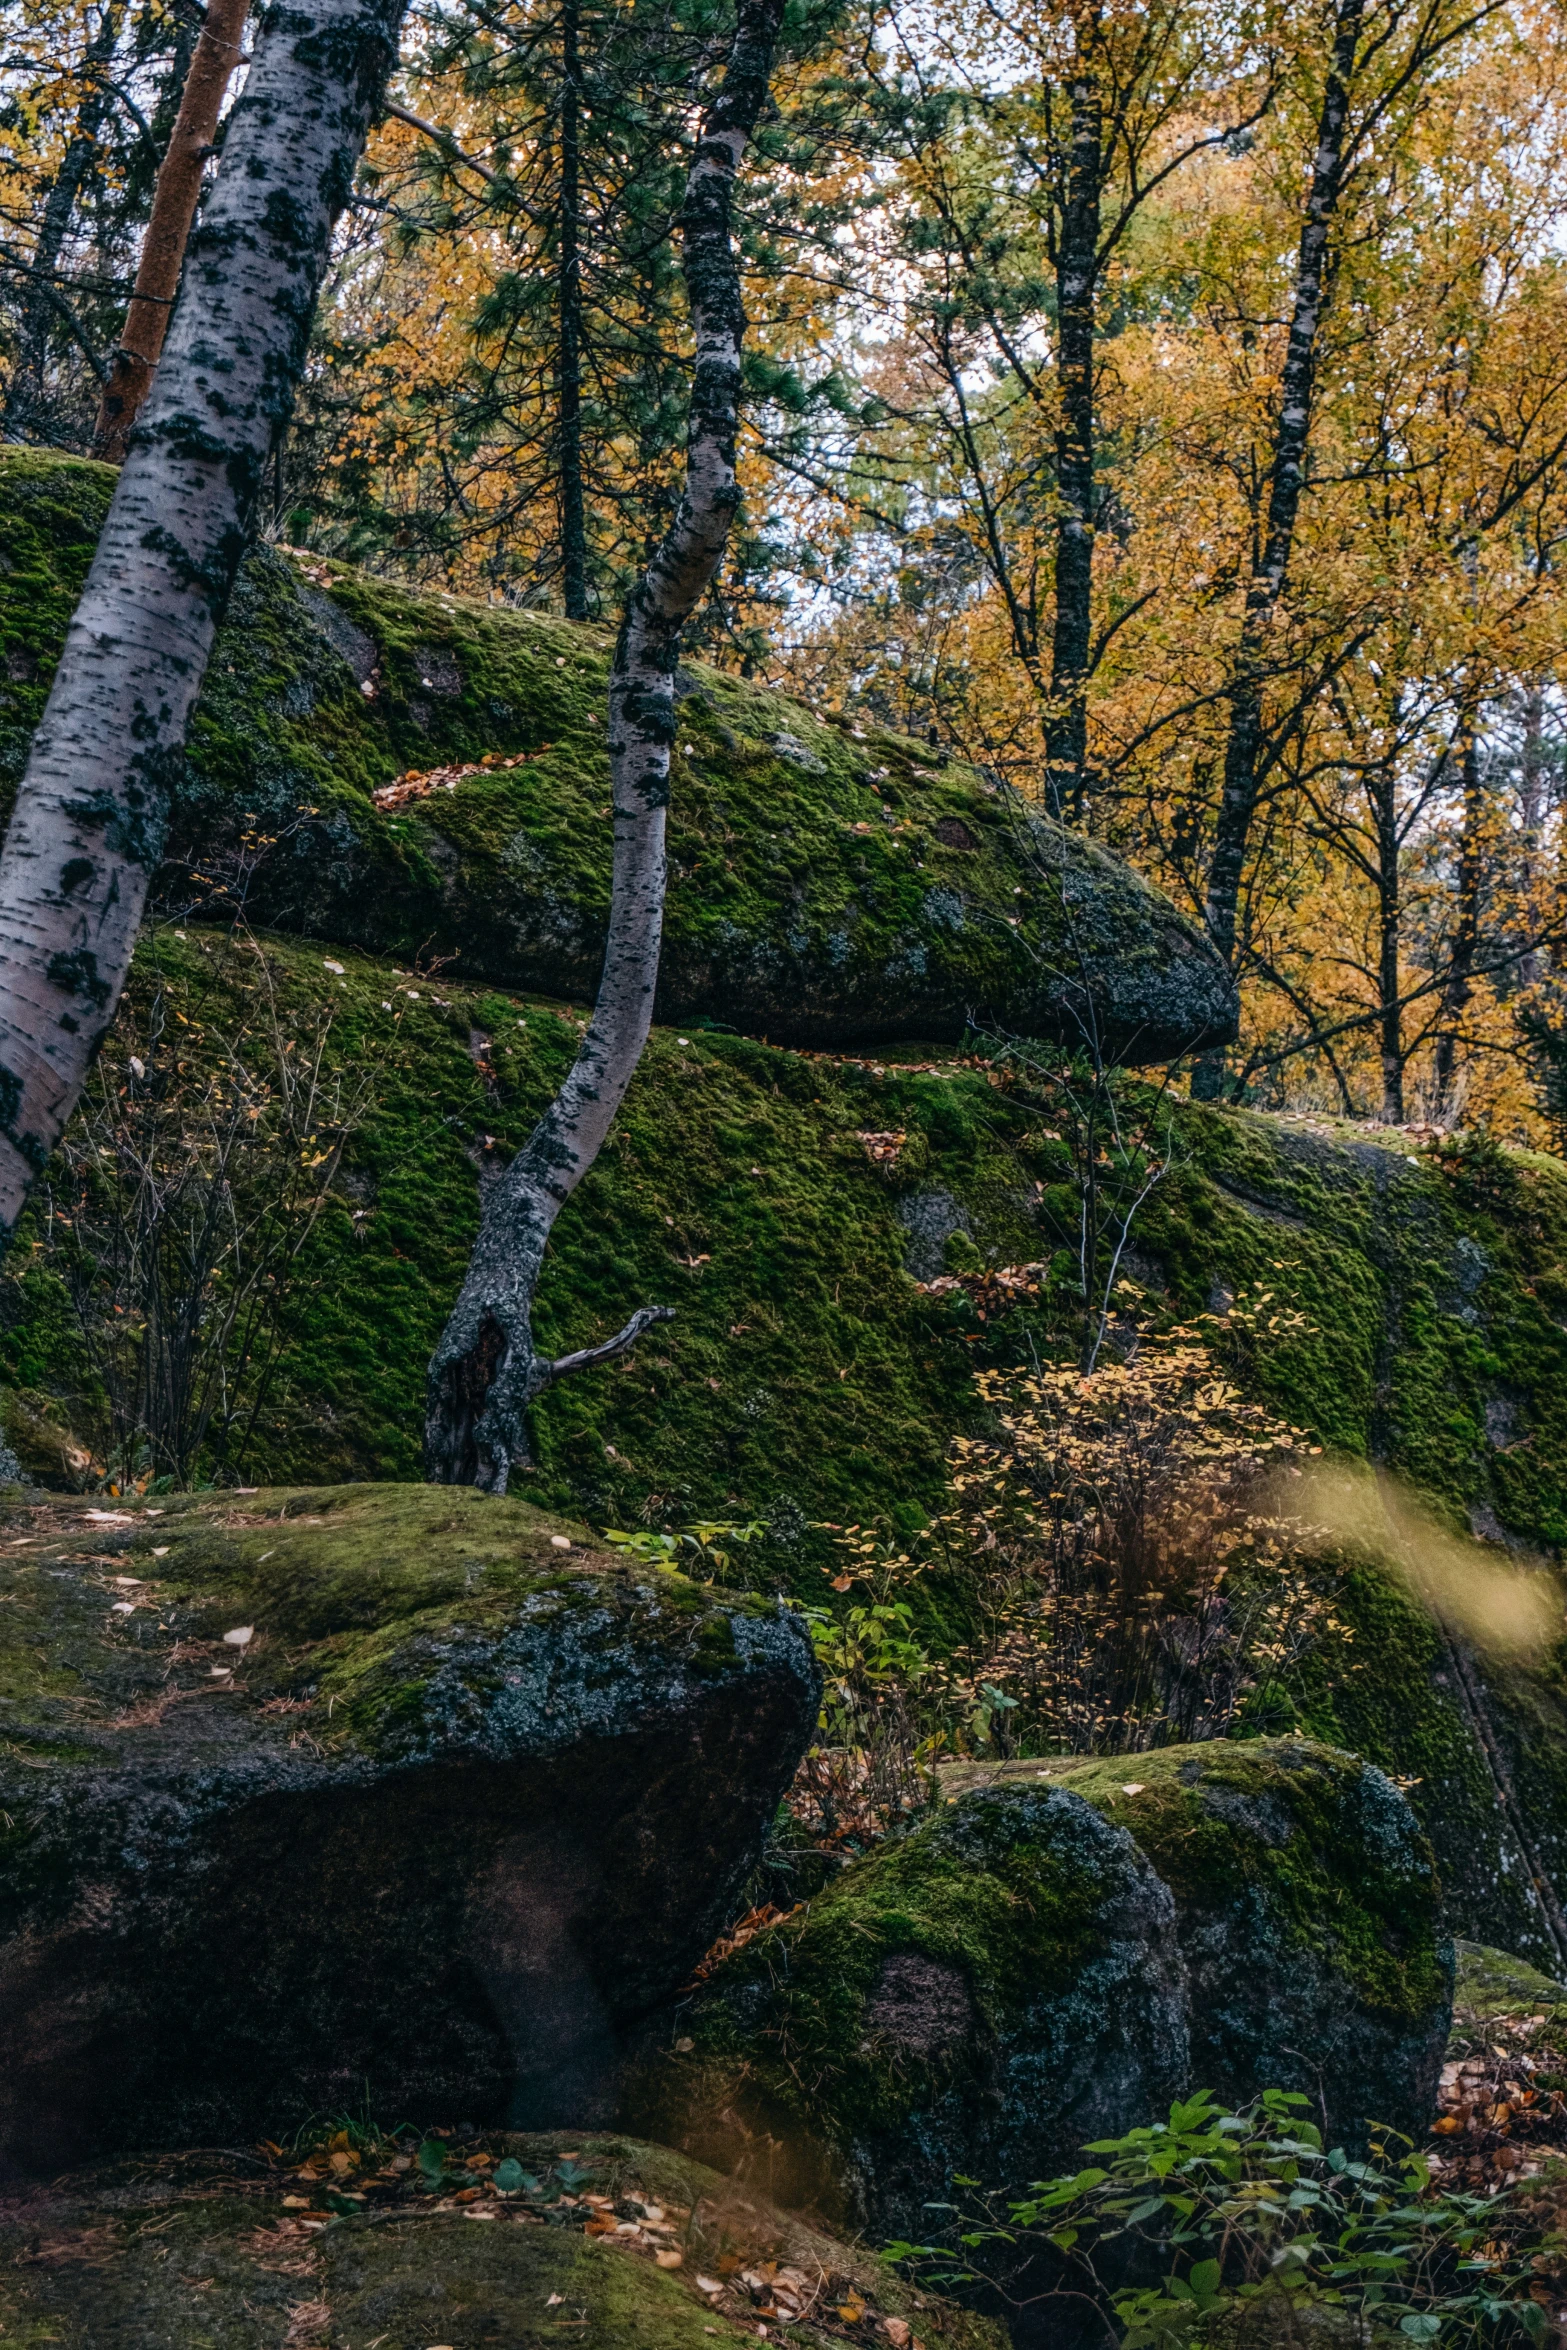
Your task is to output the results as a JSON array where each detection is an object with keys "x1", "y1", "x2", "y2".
[
  {"x1": 0, "y1": 0, "x2": 407, "y2": 1238},
  {"x1": 1434, "y1": 703, "x2": 1484, "y2": 1114},
  {"x1": 91, "y1": 0, "x2": 252, "y2": 464},
  {"x1": 1192, "y1": 0, "x2": 1364, "y2": 1096},
  {"x1": 1, "y1": 2, "x2": 124, "y2": 440},
  {"x1": 1045, "y1": 51, "x2": 1102, "y2": 825},
  {"x1": 558, "y1": 0, "x2": 589, "y2": 620},
  {"x1": 1518, "y1": 681, "x2": 1547, "y2": 987},
  {"x1": 425, "y1": 0, "x2": 786, "y2": 1492},
  {"x1": 1369, "y1": 741, "x2": 1403, "y2": 1121}
]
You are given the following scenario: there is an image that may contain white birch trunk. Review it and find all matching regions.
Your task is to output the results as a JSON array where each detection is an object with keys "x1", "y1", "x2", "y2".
[
  {"x1": 424, "y1": 0, "x2": 786, "y2": 1491},
  {"x1": 0, "y1": 0, "x2": 407, "y2": 1229}
]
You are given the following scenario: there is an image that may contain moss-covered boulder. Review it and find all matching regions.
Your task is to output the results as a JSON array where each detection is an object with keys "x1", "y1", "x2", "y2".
[
  {"x1": 0, "y1": 2129, "x2": 1006, "y2": 2350},
  {"x1": 627, "y1": 1742, "x2": 1448, "y2": 2234},
  {"x1": 952, "y1": 1741, "x2": 1453, "y2": 2146},
  {"x1": 0, "y1": 1484, "x2": 819, "y2": 2177},
  {"x1": 3, "y1": 930, "x2": 1567, "y2": 1970},
  {"x1": 0, "y1": 446, "x2": 1235, "y2": 1058},
  {"x1": 621, "y1": 1775, "x2": 1191, "y2": 2237}
]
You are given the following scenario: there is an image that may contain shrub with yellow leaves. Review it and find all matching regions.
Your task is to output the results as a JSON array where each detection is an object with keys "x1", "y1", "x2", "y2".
[{"x1": 932, "y1": 1338, "x2": 1344, "y2": 1754}]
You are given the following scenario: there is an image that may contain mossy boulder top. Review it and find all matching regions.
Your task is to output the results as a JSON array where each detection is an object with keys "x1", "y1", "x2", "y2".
[
  {"x1": 954, "y1": 1739, "x2": 1454, "y2": 2145},
  {"x1": 0, "y1": 2130, "x2": 1007, "y2": 2350},
  {"x1": 0, "y1": 1483, "x2": 820, "y2": 2175},
  {"x1": 0, "y1": 447, "x2": 1236, "y2": 1058},
  {"x1": 626, "y1": 1740, "x2": 1449, "y2": 2239}
]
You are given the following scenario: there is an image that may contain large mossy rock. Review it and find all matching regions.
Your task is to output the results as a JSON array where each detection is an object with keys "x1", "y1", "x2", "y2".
[
  {"x1": 0, "y1": 2130, "x2": 1006, "y2": 2350},
  {"x1": 951, "y1": 1740, "x2": 1453, "y2": 2145},
  {"x1": 4, "y1": 931, "x2": 1567, "y2": 1967},
  {"x1": 621, "y1": 1774, "x2": 1191, "y2": 2237},
  {"x1": 0, "y1": 446, "x2": 1235, "y2": 1058},
  {"x1": 0, "y1": 1485, "x2": 819, "y2": 2176},
  {"x1": 624, "y1": 1741, "x2": 1448, "y2": 2233}
]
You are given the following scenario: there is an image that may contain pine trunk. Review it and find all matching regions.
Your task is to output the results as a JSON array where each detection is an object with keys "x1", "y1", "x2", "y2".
[
  {"x1": 0, "y1": 0, "x2": 407, "y2": 1238},
  {"x1": 559, "y1": 0, "x2": 589, "y2": 620},
  {"x1": 1044, "y1": 62, "x2": 1102, "y2": 825},
  {"x1": 91, "y1": 0, "x2": 253, "y2": 464},
  {"x1": 424, "y1": 0, "x2": 786, "y2": 1492}
]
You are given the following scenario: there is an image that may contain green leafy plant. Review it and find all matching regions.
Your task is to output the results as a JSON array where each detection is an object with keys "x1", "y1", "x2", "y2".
[
  {"x1": 602, "y1": 1519, "x2": 765, "y2": 1581},
  {"x1": 889, "y1": 2091, "x2": 1550, "y2": 2349}
]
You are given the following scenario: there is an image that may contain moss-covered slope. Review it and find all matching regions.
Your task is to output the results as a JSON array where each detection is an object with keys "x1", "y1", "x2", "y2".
[
  {"x1": 0, "y1": 446, "x2": 1234, "y2": 1056},
  {"x1": 5, "y1": 927, "x2": 1567, "y2": 1963},
  {"x1": 6, "y1": 926, "x2": 1564, "y2": 1545}
]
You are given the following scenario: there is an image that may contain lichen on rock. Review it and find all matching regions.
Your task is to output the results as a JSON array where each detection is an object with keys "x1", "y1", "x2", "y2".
[
  {"x1": 620, "y1": 1775, "x2": 1191, "y2": 2237},
  {"x1": 0, "y1": 1484, "x2": 819, "y2": 2174},
  {"x1": 953, "y1": 1739, "x2": 1453, "y2": 2148}
]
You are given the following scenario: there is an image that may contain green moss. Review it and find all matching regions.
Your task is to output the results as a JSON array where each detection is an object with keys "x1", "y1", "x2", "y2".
[
  {"x1": 1453, "y1": 1938, "x2": 1567, "y2": 2019},
  {"x1": 0, "y1": 2131, "x2": 1005, "y2": 2349},
  {"x1": 0, "y1": 447, "x2": 1230, "y2": 1057},
  {"x1": 9, "y1": 930, "x2": 1567, "y2": 1591},
  {"x1": 670, "y1": 1783, "x2": 1111, "y2": 2130},
  {"x1": 0, "y1": 1482, "x2": 777, "y2": 1770},
  {"x1": 625, "y1": 1774, "x2": 1186, "y2": 2228},
  {"x1": 1004, "y1": 1740, "x2": 1446, "y2": 2027}
]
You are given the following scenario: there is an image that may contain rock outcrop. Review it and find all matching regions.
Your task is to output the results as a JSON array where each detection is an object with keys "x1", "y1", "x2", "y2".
[
  {"x1": 624, "y1": 1741, "x2": 1450, "y2": 2234},
  {"x1": 954, "y1": 1740, "x2": 1454, "y2": 2145},
  {"x1": 0, "y1": 446, "x2": 1235, "y2": 1058},
  {"x1": 0, "y1": 2130, "x2": 1007, "y2": 2349},
  {"x1": 0, "y1": 929, "x2": 1564, "y2": 1966},
  {"x1": 622, "y1": 1773, "x2": 1192, "y2": 2237},
  {"x1": 0, "y1": 1485, "x2": 819, "y2": 2175}
]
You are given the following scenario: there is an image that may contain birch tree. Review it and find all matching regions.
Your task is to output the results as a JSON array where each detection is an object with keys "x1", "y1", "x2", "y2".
[
  {"x1": 423, "y1": 0, "x2": 787, "y2": 1491},
  {"x1": 0, "y1": 0, "x2": 408, "y2": 1236}
]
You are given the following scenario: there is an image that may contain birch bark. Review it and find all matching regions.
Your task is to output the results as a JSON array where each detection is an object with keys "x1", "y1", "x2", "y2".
[
  {"x1": 0, "y1": 0, "x2": 407, "y2": 1236},
  {"x1": 424, "y1": 0, "x2": 786, "y2": 1492}
]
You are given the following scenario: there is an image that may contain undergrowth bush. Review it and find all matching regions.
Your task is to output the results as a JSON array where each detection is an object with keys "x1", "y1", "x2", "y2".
[
  {"x1": 790, "y1": 1335, "x2": 1351, "y2": 1833},
  {"x1": 888, "y1": 2090, "x2": 1554, "y2": 2350},
  {"x1": 21, "y1": 929, "x2": 384, "y2": 1489},
  {"x1": 619, "y1": 1335, "x2": 1354, "y2": 1845},
  {"x1": 930, "y1": 1335, "x2": 1346, "y2": 1754}
]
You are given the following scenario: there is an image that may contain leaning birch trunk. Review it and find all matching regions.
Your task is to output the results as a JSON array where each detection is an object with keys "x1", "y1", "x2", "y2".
[
  {"x1": 91, "y1": 0, "x2": 253, "y2": 464},
  {"x1": 0, "y1": 0, "x2": 407, "y2": 1236},
  {"x1": 424, "y1": 0, "x2": 786, "y2": 1493}
]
